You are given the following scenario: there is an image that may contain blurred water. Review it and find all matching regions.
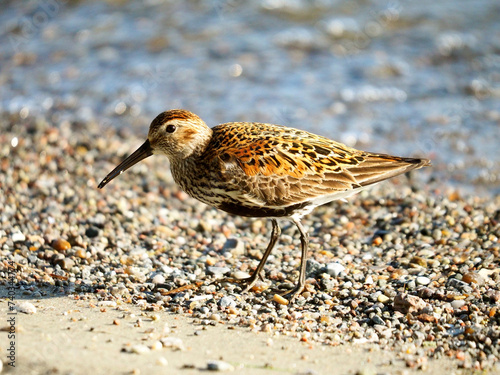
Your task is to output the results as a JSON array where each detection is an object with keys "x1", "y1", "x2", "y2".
[{"x1": 1, "y1": 0, "x2": 499, "y2": 194}]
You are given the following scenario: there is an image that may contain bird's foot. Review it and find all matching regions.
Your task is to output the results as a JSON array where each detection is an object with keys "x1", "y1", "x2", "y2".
[
  {"x1": 240, "y1": 272, "x2": 267, "y2": 294},
  {"x1": 229, "y1": 271, "x2": 267, "y2": 294},
  {"x1": 279, "y1": 283, "x2": 305, "y2": 303}
]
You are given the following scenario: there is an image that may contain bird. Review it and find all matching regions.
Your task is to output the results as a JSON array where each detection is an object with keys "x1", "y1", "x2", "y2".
[{"x1": 98, "y1": 109, "x2": 430, "y2": 303}]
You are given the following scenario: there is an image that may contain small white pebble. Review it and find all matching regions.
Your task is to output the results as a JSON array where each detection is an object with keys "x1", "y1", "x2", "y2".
[
  {"x1": 377, "y1": 294, "x2": 390, "y2": 304},
  {"x1": 15, "y1": 302, "x2": 36, "y2": 314},
  {"x1": 342, "y1": 281, "x2": 353, "y2": 288},
  {"x1": 209, "y1": 313, "x2": 221, "y2": 322},
  {"x1": 11, "y1": 231, "x2": 26, "y2": 242},
  {"x1": 228, "y1": 63, "x2": 243, "y2": 77},
  {"x1": 152, "y1": 274, "x2": 165, "y2": 284},
  {"x1": 326, "y1": 262, "x2": 345, "y2": 277},
  {"x1": 232, "y1": 271, "x2": 250, "y2": 280},
  {"x1": 156, "y1": 357, "x2": 168, "y2": 366},
  {"x1": 98, "y1": 301, "x2": 117, "y2": 307},
  {"x1": 161, "y1": 337, "x2": 185, "y2": 351},
  {"x1": 150, "y1": 341, "x2": 163, "y2": 350},
  {"x1": 176, "y1": 236, "x2": 187, "y2": 245},
  {"x1": 131, "y1": 344, "x2": 150, "y2": 354},
  {"x1": 416, "y1": 276, "x2": 431, "y2": 285}
]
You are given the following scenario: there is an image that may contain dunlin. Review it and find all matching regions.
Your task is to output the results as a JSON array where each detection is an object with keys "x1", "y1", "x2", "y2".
[{"x1": 98, "y1": 109, "x2": 430, "y2": 302}]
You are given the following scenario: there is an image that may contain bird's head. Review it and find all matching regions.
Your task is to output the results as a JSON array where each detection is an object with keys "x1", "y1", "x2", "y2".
[
  {"x1": 147, "y1": 109, "x2": 212, "y2": 159},
  {"x1": 98, "y1": 109, "x2": 212, "y2": 189}
]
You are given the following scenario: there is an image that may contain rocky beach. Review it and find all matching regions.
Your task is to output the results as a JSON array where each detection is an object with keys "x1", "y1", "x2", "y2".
[
  {"x1": 1, "y1": 114, "x2": 499, "y2": 373},
  {"x1": 1, "y1": 0, "x2": 500, "y2": 374}
]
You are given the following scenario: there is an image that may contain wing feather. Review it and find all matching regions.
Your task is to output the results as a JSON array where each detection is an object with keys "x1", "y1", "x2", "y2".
[{"x1": 208, "y1": 122, "x2": 430, "y2": 208}]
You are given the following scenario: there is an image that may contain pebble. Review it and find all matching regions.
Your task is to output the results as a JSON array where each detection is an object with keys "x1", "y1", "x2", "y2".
[
  {"x1": 197, "y1": 220, "x2": 212, "y2": 233},
  {"x1": 75, "y1": 248, "x2": 87, "y2": 259},
  {"x1": 156, "y1": 357, "x2": 168, "y2": 366},
  {"x1": 218, "y1": 296, "x2": 237, "y2": 308},
  {"x1": 209, "y1": 313, "x2": 221, "y2": 322},
  {"x1": 189, "y1": 295, "x2": 213, "y2": 308},
  {"x1": 432, "y1": 229, "x2": 442, "y2": 240},
  {"x1": 306, "y1": 259, "x2": 322, "y2": 275},
  {"x1": 150, "y1": 341, "x2": 163, "y2": 351},
  {"x1": 486, "y1": 290, "x2": 500, "y2": 303},
  {"x1": 448, "y1": 278, "x2": 471, "y2": 291},
  {"x1": 393, "y1": 294, "x2": 426, "y2": 314},
  {"x1": 377, "y1": 294, "x2": 390, "y2": 304},
  {"x1": 342, "y1": 281, "x2": 353, "y2": 289},
  {"x1": 85, "y1": 226, "x2": 100, "y2": 238},
  {"x1": 15, "y1": 302, "x2": 37, "y2": 314},
  {"x1": 273, "y1": 294, "x2": 289, "y2": 305},
  {"x1": 416, "y1": 276, "x2": 431, "y2": 286},
  {"x1": 326, "y1": 262, "x2": 345, "y2": 277},
  {"x1": 410, "y1": 256, "x2": 427, "y2": 268},
  {"x1": 55, "y1": 257, "x2": 75, "y2": 270},
  {"x1": 462, "y1": 272, "x2": 485, "y2": 286},
  {"x1": 207, "y1": 360, "x2": 234, "y2": 372},
  {"x1": 223, "y1": 238, "x2": 245, "y2": 255},
  {"x1": 451, "y1": 300, "x2": 466, "y2": 309},
  {"x1": 51, "y1": 239, "x2": 71, "y2": 251},
  {"x1": 11, "y1": 231, "x2": 26, "y2": 242},
  {"x1": 152, "y1": 274, "x2": 166, "y2": 284},
  {"x1": 371, "y1": 315, "x2": 385, "y2": 326},
  {"x1": 161, "y1": 337, "x2": 185, "y2": 351},
  {"x1": 130, "y1": 344, "x2": 150, "y2": 354},
  {"x1": 232, "y1": 271, "x2": 251, "y2": 280}
]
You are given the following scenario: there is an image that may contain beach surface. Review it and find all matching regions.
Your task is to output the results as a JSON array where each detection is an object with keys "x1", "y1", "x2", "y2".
[
  {"x1": 1, "y1": 117, "x2": 499, "y2": 374},
  {"x1": 1, "y1": 292, "x2": 462, "y2": 375},
  {"x1": 1, "y1": 1, "x2": 499, "y2": 373}
]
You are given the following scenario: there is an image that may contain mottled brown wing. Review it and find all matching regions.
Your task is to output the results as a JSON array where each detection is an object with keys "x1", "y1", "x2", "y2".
[{"x1": 211, "y1": 123, "x2": 429, "y2": 206}]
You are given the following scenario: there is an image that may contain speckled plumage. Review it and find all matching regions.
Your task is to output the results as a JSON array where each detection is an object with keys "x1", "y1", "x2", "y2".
[{"x1": 99, "y1": 109, "x2": 430, "y2": 302}]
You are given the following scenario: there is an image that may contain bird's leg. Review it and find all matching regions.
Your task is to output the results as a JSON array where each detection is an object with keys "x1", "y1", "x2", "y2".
[
  {"x1": 281, "y1": 217, "x2": 309, "y2": 302},
  {"x1": 241, "y1": 219, "x2": 281, "y2": 293}
]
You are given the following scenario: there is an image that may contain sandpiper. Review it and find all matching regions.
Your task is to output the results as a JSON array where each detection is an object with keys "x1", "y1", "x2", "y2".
[{"x1": 98, "y1": 109, "x2": 430, "y2": 302}]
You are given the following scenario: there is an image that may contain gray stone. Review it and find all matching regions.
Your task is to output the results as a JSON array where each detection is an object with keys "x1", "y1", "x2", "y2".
[{"x1": 326, "y1": 262, "x2": 345, "y2": 277}]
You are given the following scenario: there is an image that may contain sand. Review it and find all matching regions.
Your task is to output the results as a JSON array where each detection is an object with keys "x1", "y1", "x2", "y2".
[{"x1": 1, "y1": 290, "x2": 461, "y2": 375}]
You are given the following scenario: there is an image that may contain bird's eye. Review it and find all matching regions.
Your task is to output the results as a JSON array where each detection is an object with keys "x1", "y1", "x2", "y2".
[{"x1": 165, "y1": 124, "x2": 176, "y2": 133}]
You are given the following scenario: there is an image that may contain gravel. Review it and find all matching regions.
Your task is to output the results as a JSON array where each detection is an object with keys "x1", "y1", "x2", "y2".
[{"x1": 1, "y1": 114, "x2": 499, "y2": 371}]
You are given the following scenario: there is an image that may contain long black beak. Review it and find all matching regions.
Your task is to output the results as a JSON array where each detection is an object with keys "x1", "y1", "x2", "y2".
[{"x1": 98, "y1": 139, "x2": 153, "y2": 189}]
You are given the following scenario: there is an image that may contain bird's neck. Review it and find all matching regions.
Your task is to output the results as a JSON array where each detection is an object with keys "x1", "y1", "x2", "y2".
[
  {"x1": 164, "y1": 126, "x2": 212, "y2": 161},
  {"x1": 183, "y1": 127, "x2": 213, "y2": 159}
]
